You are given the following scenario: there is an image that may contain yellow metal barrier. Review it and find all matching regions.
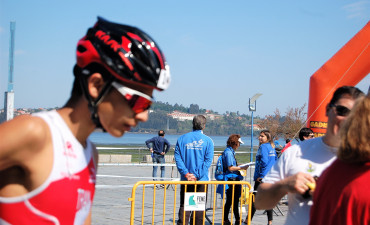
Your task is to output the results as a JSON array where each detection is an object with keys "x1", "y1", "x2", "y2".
[{"x1": 128, "y1": 180, "x2": 254, "y2": 225}]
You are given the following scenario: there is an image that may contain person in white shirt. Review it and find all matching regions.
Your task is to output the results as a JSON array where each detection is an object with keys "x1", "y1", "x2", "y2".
[{"x1": 254, "y1": 86, "x2": 364, "y2": 225}]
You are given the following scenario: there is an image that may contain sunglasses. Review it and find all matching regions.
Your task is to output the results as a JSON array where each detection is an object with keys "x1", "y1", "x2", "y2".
[
  {"x1": 111, "y1": 81, "x2": 153, "y2": 114},
  {"x1": 329, "y1": 103, "x2": 351, "y2": 117}
]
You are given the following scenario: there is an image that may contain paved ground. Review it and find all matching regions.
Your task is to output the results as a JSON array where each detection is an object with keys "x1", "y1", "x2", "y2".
[{"x1": 92, "y1": 164, "x2": 288, "y2": 225}]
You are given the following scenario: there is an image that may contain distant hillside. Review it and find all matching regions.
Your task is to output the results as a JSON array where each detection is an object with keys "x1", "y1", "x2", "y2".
[
  {"x1": 131, "y1": 101, "x2": 260, "y2": 136},
  {"x1": 0, "y1": 102, "x2": 261, "y2": 136}
]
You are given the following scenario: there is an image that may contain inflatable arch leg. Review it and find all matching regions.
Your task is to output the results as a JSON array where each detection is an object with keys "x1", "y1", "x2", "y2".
[{"x1": 307, "y1": 22, "x2": 370, "y2": 136}]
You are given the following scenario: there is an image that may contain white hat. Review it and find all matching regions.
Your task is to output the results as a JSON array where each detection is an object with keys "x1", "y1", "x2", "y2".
[{"x1": 238, "y1": 138, "x2": 244, "y2": 144}]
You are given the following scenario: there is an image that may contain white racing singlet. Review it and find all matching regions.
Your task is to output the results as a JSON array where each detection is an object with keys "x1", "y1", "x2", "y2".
[{"x1": 0, "y1": 110, "x2": 96, "y2": 225}]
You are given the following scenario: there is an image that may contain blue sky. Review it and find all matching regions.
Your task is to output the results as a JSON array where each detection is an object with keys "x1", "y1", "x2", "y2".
[{"x1": 0, "y1": 1, "x2": 369, "y2": 117}]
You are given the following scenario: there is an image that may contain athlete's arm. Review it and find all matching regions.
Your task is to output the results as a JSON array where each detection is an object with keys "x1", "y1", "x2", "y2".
[
  {"x1": 254, "y1": 172, "x2": 315, "y2": 209},
  {"x1": 0, "y1": 115, "x2": 49, "y2": 171},
  {"x1": 83, "y1": 210, "x2": 92, "y2": 225}
]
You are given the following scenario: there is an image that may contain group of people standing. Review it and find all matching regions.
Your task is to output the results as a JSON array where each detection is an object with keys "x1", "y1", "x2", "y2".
[
  {"x1": 170, "y1": 85, "x2": 369, "y2": 225},
  {"x1": 0, "y1": 16, "x2": 368, "y2": 225}
]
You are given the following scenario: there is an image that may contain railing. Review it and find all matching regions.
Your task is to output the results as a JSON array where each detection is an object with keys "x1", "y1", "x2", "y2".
[
  {"x1": 128, "y1": 180, "x2": 254, "y2": 225},
  {"x1": 96, "y1": 146, "x2": 257, "y2": 164}
]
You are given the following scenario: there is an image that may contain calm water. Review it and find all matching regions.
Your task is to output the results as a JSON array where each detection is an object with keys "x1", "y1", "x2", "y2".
[{"x1": 88, "y1": 132, "x2": 261, "y2": 147}]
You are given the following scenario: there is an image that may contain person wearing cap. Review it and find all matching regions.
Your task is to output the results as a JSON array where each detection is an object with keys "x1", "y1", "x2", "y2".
[
  {"x1": 244, "y1": 129, "x2": 277, "y2": 225},
  {"x1": 0, "y1": 17, "x2": 170, "y2": 225},
  {"x1": 221, "y1": 134, "x2": 250, "y2": 225}
]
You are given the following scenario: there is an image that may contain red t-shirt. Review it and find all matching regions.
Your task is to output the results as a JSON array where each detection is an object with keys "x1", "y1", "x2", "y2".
[
  {"x1": 309, "y1": 159, "x2": 370, "y2": 225},
  {"x1": 281, "y1": 142, "x2": 292, "y2": 153}
]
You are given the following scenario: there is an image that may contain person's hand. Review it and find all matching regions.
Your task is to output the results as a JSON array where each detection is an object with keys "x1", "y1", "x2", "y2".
[
  {"x1": 185, "y1": 173, "x2": 196, "y2": 181},
  {"x1": 149, "y1": 148, "x2": 153, "y2": 153},
  {"x1": 256, "y1": 177, "x2": 263, "y2": 183},
  {"x1": 282, "y1": 172, "x2": 316, "y2": 195},
  {"x1": 160, "y1": 152, "x2": 165, "y2": 155},
  {"x1": 240, "y1": 165, "x2": 249, "y2": 170}
]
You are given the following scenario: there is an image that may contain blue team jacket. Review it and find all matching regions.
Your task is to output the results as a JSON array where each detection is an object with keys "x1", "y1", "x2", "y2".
[
  {"x1": 223, "y1": 147, "x2": 243, "y2": 180},
  {"x1": 216, "y1": 147, "x2": 243, "y2": 197},
  {"x1": 174, "y1": 130, "x2": 214, "y2": 181},
  {"x1": 253, "y1": 143, "x2": 277, "y2": 181}
]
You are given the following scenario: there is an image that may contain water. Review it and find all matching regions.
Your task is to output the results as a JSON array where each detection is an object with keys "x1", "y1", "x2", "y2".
[
  {"x1": 88, "y1": 132, "x2": 296, "y2": 148},
  {"x1": 89, "y1": 132, "x2": 259, "y2": 147}
]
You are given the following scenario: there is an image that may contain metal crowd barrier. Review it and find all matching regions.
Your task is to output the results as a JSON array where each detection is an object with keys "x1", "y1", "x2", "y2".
[{"x1": 128, "y1": 180, "x2": 254, "y2": 225}]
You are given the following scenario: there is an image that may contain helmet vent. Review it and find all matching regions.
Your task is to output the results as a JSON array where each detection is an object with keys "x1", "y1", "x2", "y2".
[{"x1": 77, "y1": 45, "x2": 87, "y2": 53}]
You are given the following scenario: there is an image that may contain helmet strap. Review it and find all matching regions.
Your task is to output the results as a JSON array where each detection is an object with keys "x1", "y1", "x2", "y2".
[{"x1": 78, "y1": 74, "x2": 115, "y2": 130}]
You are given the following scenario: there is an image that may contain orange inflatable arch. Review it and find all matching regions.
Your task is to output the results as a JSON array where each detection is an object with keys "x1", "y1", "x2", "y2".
[{"x1": 307, "y1": 22, "x2": 370, "y2": 137}]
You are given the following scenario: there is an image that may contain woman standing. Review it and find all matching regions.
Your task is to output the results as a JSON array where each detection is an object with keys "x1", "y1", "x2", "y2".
[
  {"x1": 222, "y1": 134, "x2": 249, "y2": 225},
  {"x1": 244, "y1": 130, "x2": 277, "y2": 225}
]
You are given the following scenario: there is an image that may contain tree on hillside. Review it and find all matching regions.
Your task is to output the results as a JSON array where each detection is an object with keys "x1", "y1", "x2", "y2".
[
  {"x1": 259, "y1": 104, "x2": 307, "y2": 140},
  {"x1": 281, "y1": 104, "x2": 307, "y2": 139},
  {"x1": 259, "y1": 109, "x2": 283, "y2": 140},
  {"x1": 189, "y1": 104, "x2": 200, "y2": 114}
]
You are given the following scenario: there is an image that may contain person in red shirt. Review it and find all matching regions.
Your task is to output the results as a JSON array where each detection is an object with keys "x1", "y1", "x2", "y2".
[
  {"x1": 309, "y1": 93, "x2": 370, "y2": 225},
  {"x1": 280, "y1": 139, "x2": 292, "y2": 153}
]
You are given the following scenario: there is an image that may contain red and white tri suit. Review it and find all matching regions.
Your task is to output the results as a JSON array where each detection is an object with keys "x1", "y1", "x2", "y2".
[{"x1": 0, "y1": 110, "x2": 97, "y2": 225}]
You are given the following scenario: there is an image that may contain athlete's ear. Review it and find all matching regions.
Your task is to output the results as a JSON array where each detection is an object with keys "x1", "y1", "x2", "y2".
[{"x1": 87, "y1": 73, "x2": 105, "y2": 99}]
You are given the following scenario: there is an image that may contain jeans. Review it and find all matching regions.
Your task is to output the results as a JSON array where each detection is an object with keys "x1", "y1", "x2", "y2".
[{"x1": 152, "y1": 153, "x2": 165, "y2": 181}]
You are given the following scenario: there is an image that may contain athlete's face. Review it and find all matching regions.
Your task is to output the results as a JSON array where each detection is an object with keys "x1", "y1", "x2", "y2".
[{"x1": 98, "y1": 82, "x2": 154, "y2": 137}]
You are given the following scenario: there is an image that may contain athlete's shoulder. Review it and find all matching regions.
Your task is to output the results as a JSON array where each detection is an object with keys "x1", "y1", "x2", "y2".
[
  {"x1": 0, "y1": 115, "x2": 51, "y2": 167},
  {"x1": 2, "y1": 114, "x2": 49, "y2": 143}
]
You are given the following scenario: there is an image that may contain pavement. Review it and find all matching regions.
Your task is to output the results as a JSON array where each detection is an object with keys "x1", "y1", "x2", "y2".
[{"x1": 92, "y1": 164, "x2": 289, "y2": 225}]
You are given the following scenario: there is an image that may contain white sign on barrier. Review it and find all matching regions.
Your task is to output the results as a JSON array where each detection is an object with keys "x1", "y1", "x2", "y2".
[{"x1": 184, "y1": 192, "x2": 206, "y2": 211}]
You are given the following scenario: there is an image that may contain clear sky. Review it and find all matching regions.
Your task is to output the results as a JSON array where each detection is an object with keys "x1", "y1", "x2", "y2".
[{"x1": 0, "y1": 1, "x2": 369, "y2": 117}]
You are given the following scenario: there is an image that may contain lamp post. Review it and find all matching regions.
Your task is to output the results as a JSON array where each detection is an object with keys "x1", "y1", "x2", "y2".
[{"x1": 249, "y1": 93, "x2": 262, "y2": 162}]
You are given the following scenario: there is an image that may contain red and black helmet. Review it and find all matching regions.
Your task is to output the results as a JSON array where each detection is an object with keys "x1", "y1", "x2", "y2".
[{"x1": 76, "y1": 17, "x2": 170, "y2": 91}]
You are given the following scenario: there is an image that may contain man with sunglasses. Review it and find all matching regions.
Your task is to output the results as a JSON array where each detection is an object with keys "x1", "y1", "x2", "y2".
[
  {"x1": 253, "y1": 86, "x2": 364, "y2": 225},
  {"x1": 0, "y1": 17, "x2": 170, "y2": 225}
]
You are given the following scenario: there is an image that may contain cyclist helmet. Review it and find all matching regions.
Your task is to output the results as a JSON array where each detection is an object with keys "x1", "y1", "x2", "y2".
[
  {"x1": 75, "y1": 16, "x2": 170, "y2": 90},
  {"x1": 73, "y1": 17, "x2": 170, "y2": 129}
]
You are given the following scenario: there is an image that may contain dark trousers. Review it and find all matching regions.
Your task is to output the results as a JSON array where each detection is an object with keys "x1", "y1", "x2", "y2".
[
  {"x1": 177, "y1": 184, "x2": 206, "y2": 225},
  {"x1": 224, "y1": 180, "x2": 242, "y2": 222},
  {"x1": 249, "y1": 181, "x2": 273, "y2": 222}
]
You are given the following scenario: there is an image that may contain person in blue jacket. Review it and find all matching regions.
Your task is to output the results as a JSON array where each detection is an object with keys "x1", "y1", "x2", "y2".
[
  {"x1": 145, "y1": 130, "x2": 171, "y2": 185},
  {"x1": 174, "y1": 115, "x2": 214, "y2": 225},
  {"x1": 244, "y1": 129, "x2": 277, "y2": 225},
  {"x1": 221, "y1": 134, "x2": 250, "y2": 225}
]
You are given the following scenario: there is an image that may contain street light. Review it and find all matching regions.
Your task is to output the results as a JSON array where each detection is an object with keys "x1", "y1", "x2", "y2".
[{"x1": 249, "y1": 93, "x2": 262, "y2": 162}]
